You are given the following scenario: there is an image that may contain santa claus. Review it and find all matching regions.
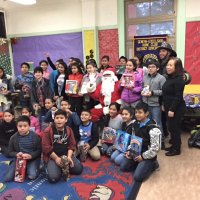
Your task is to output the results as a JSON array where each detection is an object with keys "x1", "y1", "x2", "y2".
[{"x1": 87, "y1": 69, "x2": 121, "y2": 122}]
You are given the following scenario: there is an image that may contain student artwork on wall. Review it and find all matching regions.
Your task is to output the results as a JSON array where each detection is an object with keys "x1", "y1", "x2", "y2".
[
  {"x1": 12, "y1": 32, "x2": 83, "y2": 75},
  {"x1": 98, "y1": 29, "x2": 119, "y2": 68},
  {"x1": 0, "y1": 43, "x2": 12, "y2": 75},
  {"x1": 185, "y1": 22, "x2": 200, "y2": 84}
]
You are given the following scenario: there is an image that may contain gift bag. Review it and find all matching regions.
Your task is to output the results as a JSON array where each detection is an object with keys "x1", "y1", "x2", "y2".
[{"x1": 14, "y1": 158, "x2": 27, "y2": 182}]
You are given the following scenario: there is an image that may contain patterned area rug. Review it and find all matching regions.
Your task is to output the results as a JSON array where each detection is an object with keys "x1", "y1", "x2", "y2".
[{"x1": 0, "y1": 154, "x2": 133, "y2": 200}]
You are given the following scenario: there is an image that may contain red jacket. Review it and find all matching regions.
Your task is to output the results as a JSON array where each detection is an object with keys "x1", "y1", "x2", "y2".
[
  {"x1": 68, "y1": 73, "x2": 83, "y2": 97},
  {"x1": 42, "y1": 125, "x2": 76, "y2": 162},
  {"x1": 89, "y1": 81, "x2": 121, "y2": 106}
]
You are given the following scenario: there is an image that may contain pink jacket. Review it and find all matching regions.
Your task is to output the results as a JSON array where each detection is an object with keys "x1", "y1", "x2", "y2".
[{"x1": 30, "y1": 116, "x2": 41, "y2": 137}]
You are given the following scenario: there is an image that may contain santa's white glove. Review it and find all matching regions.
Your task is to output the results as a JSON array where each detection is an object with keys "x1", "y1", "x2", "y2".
[
  {"x1": 87, "y1": 82, "x2": 96, "y2": 93},
  {"x1": 103, "y1": 106, "x2": 109, "y2": 115}
]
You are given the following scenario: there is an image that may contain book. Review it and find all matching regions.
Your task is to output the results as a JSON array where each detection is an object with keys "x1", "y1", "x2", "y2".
[
  {"x1": 121, "y1": 73, "x2": 135, "y2": 88},
  {"x1": 65, "y1": 80, "x2": 78, "y2": 94},
  {"x1": 102, "y1": 127, "x2": 116, "y2": 144},
  {"x1": 116, "y1": 65, "x2": 126, "y2": 75},
  {"x1": 129, "y1": 135, "x2": 143, "y2": 159},
  {"x1": 79, "y1": 81, "x2": 88, "y2": 94},
  {"x1": 14, "y1": 158, "x2": 27, "y2": 182},
  {"x1": 115, "y1": 130, "x2": 131, "y2": 153},
  {"x1": 142, "y1": 85, "x2": 150, "y2": 95}
]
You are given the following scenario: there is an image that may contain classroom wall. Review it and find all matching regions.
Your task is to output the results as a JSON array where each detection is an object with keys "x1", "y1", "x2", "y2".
[
  {"x1": 4, "y1": 0, "x2": 118, "y2": 36},
  {"x1": 185, "y1": 0, "x2": 200, "y2": 18}
]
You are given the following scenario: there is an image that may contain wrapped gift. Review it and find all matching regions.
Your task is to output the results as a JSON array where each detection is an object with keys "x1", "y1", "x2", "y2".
[
  {"x1": 14, "y1": 158, "x2": 27, "y2": 182},
  {"x1": 121, "y1": 73, "x2": 135, "y2": 88},
  {"x1": 115, "y1": 130, "x2": 131, "y2": 153},
  {"x1": 102, "y1": 127, "x2": 116, "y2": 144},
  {"x1": 116, "y1": 65, "x2": 126, "y2": 75},
  {"x1": 65, "y1": 80, "x2": 78, "y2": 94},
  {"x1": 129, "y1": 135, "x2": 143, "y2": 159}
]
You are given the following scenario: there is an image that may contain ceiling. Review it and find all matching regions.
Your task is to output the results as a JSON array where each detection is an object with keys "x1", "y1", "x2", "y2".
[{"x1": 0, "y1": 0, "x2": 72, "y2": 11}]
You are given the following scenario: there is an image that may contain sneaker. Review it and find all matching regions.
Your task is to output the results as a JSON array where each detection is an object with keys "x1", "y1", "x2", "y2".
[
  {"x1": 152, "y1": 160, "x2": 160, "y2": 171},
  {"x1": 161, "y1": 142, "x2": 165, "y2": 150}
]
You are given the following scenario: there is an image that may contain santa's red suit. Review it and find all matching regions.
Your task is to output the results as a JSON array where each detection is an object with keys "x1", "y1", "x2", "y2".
[{"x1": 87, "y1": 70, "x2": 121, "y2": 122}]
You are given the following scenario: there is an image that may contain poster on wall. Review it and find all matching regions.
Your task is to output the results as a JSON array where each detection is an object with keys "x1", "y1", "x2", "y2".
[{"x1": 133, "y1": 35, "x2": 168, "y2": 64}]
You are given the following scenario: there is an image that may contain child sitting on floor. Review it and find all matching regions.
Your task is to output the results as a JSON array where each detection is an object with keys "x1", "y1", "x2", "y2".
[
  {"x1": 4, "y1": 115, "x2": 41, "y2": 182},
  {"x1": 60, "y1": 99, "x2": 81, "y2": 142},
  {"x1": 120, "y1": 102, "x2": 161, "y2": 200},
  {"x1": 77, "y1": 110, "x2": 100, "y2": 162},
  {"x1": 111, "y1": 107, "x2": 135, "y2": 165},
  {"x1": 42, "y1": 110, "x2": 83, "y2": 183},
  {"x1": 100, "y1": 102, "x2": 123, "y2": 156},
  {"x1": 0, "y1": 110, "x2": 17, "y2": 157},
  {"x1": 21, "y1": 107, "x2": 41, "y2": 137}
]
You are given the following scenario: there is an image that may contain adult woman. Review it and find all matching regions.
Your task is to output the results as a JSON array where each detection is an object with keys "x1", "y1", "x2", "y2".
[{"x1": 162, "y1": 57, "x2": 185, "y2": 156}]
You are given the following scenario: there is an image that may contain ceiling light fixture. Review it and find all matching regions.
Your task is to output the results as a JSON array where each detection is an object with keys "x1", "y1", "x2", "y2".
[{"x1": 9, "y1": 0, "x2": 36, "y2": 5}]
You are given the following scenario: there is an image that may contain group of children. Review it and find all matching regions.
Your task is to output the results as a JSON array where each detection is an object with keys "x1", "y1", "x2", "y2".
[{"x1": 0, "y1": 48, "x2": 184, "y2": 199}]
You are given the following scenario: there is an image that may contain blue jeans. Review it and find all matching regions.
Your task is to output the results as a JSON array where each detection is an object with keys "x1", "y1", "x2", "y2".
[
  {"x1": 46, "y1": 156, "x2": 83, "y2": 183},
  {"x1": 121, "y1": 158, "x2": 155, "y2": 200},
  {"x1": 4, "y1": 158, "x2": 40, "y2": 182},
  {"x1": 110, "y1": 150, "x2": 124, "y2": 165},
  {"x1": 149, "y1": 106, "x2": 164, "y2": 141}
]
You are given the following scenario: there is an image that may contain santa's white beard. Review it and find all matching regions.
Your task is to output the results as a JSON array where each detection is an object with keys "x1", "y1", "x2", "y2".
[{"x1": 101, "y1": 77, "x2": 115, "y2": 106}]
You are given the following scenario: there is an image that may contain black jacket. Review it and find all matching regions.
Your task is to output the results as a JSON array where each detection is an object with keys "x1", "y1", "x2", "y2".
[
  {"x1": 0, "y1": 120, "x2": 17, "y2": 146},
  {"x1": 162, "y1": 74, "x2": 185, "y2": 112}
]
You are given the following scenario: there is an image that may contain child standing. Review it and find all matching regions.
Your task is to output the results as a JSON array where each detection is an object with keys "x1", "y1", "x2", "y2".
[
  {"x1": 21, "y1": 107, "x2": 41, "y2": 137},
  {"x1": 80, "y1": 61, "x2": 101, "y2": 110},
  {"x1": 31, "y1": 67, "x2": 53, "y2": 116},
  {"x1": 14, "y1": 62, "x2": 34, "y2": 107},
  {"x1": 67, "y1": 63, "x2": 84, "y2": 116},
  {"x1": 100, "y1": 102, "x2": 123, "y2": 156},
  {"x1": 54, "y1": 61, "x2": 69, "y2": 105},
  {"x1": 39, "y1": 60, "x2": 50, "y2": 80},
  {"x1": 0, "y1": 110, "x2": 17, "y2": 157},
  {"x1": 4, "y1": 115, "x2": 41, "y2": 182},
  {"x1": 120, "y1": 59, "x2": 143, "y2": 109},
  {"x1": 78, "y1": 110, "x2": 100, "y2": 161},
  {"x1": 42, "y1": 110, "x2": 83, "y2": 183},
  {"x1": 141, "y1": 59, "x2": 166, "y2": 149},
  {"x1": 119, "y1": 102, "x2": 161, "y2": 200},
  {"x1": 111, "y1": 107, "x2": 135, "y2": 165},
  {"x1": 0, "y1": 67, "x2": 13, "y2": 111}
]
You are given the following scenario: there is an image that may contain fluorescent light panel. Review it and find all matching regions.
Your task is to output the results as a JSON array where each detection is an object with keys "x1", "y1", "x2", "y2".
[{"x1": 9, "y1": 0, "x2": 36, "y2": 5}]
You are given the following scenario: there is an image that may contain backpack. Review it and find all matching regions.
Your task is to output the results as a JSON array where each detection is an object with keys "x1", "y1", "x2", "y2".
[{"x1": 188, "y1": 125, "x2": 200, "y2": 148}]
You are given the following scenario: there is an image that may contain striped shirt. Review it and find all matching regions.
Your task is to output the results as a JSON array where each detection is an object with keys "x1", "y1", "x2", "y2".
[{"x1": 18, "y1": 131, "x2": 34, "y2": 154}]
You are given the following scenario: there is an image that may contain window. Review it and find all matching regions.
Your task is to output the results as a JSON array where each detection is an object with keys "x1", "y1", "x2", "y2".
[{"x1": 125, "y1": 0, "x2": 177, "y2": 58}]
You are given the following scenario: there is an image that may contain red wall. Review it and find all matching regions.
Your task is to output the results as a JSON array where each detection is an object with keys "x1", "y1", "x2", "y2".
[
  {"x1": 98, "y1": 29, "x2": 119, "y2": 68},
  {"x1": 185, "y1": 22, "x2": 200, "y2": 84}
]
